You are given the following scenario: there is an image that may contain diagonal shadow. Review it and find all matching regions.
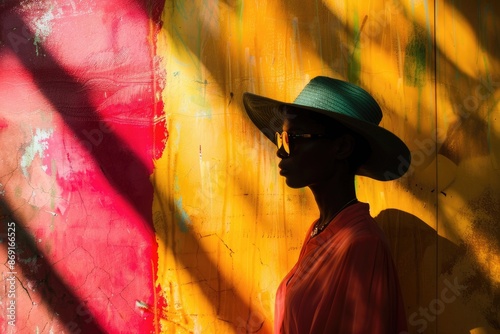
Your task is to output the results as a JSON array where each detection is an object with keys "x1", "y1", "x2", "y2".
[
  {"x1": 1, "y1": 4, "x2": 257, "y2": 332},
  {"x1": 1, "y1": 11, "x2": 154, "y2": 224},
  {"x1": 164, "y1": 0, "x2": 500, "y2": 330},
  {"x1": 3, "y1": 0, "x2": 497, "y2": 331},
  {"x1": 1, "y1": 202, "x2": 107, "y2": 333},
  {"x1": 443, "y1": 0, "x2": 500, "y2": 66}
]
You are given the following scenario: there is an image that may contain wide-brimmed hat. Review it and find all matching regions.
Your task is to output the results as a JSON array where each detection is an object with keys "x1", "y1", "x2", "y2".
[{"x1": 242, "y1": 76, "x2": 411, "y2": 181}]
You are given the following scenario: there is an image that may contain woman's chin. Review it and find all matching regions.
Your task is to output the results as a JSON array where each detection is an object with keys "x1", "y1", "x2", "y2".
[{"x1": 284, "y1": 177, "x2": 307, "y2": 189}]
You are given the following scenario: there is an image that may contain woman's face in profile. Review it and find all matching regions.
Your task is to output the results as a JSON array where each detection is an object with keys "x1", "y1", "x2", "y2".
[{"x1": 277, "y1": 110, "x2": 341, "y2": 189}]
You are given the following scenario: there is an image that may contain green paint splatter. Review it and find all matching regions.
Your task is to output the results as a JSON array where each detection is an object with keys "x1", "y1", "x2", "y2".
[
  {"x1": 348, "y1": 12, "x2": 361, "y2": 85},
  {"x1": 32, "y1": 6, "x2": 55, "y2": 56},
  {"x1": 173, "y1": 175, "x2": 191, "y2": 232},
  {"x1": 174, "y1": 197, "x2": 191, "y2": 233},
  {"x1": 404, "y1": 25, "x2": 427, "y2": 131},
  {"x1": 236, "y1": 0, "x2": 244, "y2": 44},
  {"x1": 404, "y1": 26, "x2": 427, "y2": 88},
  {"x1": 20, "y1": 128, "x2": 54, "y2": 177}
]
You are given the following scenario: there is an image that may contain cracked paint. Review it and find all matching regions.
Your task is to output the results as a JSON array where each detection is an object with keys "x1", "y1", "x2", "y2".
[
  {"x1": 152, "y1": 0, "x2": 500, "y2": 333},
  {"x1": 0, "y1": 0, "x2": 166, "y2": 332}
]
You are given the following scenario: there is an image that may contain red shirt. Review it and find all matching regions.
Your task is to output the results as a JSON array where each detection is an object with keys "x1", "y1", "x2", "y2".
[{"x1": 275, "y1": 202, "x2": 407, "y2": 333}]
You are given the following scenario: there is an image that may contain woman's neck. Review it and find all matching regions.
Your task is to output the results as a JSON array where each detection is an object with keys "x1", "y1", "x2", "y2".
[{"x1": 309, "y1": 173, "x2": 357, "y2": 226}]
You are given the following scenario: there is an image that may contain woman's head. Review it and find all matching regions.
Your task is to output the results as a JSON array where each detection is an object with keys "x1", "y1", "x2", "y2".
[
  {"x1": 276, "y1": 106, "x2": 371, "y2": 189},
  {"x1": 243, "y1": 76, "x2": 411, "y2": 181}
]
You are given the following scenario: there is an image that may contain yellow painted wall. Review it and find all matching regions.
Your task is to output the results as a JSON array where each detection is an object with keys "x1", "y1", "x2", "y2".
[{"x1": 153, "y1": 0, "x2": 500, "y2": 333}]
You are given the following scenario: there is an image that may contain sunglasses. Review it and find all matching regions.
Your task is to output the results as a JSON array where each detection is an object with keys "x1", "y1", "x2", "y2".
[{"x1": 275, "y1": 131, "x2": 332, "y2": 157}]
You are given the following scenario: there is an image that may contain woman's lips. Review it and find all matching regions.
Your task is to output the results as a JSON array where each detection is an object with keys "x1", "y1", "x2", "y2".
[
  {"x1": 278, "y1": 163, "x2": 289, "y2": 175},
  {"x1": 279, "y1": 168, "x2": 289, "y2": 176}
]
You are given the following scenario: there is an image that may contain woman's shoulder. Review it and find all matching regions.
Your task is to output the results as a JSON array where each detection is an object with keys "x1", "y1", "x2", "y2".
[{"x1": 334, "y1": 204, "x2": 392, "y2": 250}]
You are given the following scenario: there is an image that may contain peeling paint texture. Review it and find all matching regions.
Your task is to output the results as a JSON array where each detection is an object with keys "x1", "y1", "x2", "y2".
[
  {"x1": 1, "y1": 0, "x2": 500, "y2": 333},
  {"x1": 0, "y1": 0, "x2": 166, "y2": 332}
]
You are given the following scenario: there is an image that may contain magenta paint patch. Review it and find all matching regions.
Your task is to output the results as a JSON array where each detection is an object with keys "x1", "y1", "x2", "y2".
[{"x1": 0, "y1": 0, "x2": 165, "y2": 332}]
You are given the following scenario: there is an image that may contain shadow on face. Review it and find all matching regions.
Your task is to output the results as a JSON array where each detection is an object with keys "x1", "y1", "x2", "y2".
[
  {"x1": 276, "y1": 107, "x2": 354, "y2": 188},
  {"x1": 279, "y1": 107, "x2": 372, "y2": 184}
]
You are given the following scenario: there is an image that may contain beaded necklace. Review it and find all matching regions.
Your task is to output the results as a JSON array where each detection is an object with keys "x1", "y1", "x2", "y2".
[{"x1": 310, "y1": 198, "x2": 358, "y2": 238}]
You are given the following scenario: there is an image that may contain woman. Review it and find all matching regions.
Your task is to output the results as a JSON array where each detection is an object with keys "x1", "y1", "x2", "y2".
[{"x1": 243, "y1": 76, "x2": 409, "y2": 333}]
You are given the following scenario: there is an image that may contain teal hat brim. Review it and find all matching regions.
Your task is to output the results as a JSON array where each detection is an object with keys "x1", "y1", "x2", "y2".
[{"x1": 242, "y1": 92, "x2": 411, "y2": 181}]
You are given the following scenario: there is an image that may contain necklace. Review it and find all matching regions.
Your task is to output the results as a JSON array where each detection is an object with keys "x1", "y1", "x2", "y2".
[{"x1": 310, "y1": 198, "x2": 358, "y2": 238}]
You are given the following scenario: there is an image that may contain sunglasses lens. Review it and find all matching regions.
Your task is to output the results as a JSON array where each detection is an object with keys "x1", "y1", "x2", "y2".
[
  {"x1": 276, "y1": 132, "x2": 290, "y2": 155},
  {"x1": 275, "y1": 132, "x2": 282, "y2": 148},
  {"x1": 282, "y1": 132, "x2": 290, "y2": 154}
]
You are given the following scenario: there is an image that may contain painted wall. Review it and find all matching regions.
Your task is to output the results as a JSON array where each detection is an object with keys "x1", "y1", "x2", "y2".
[
  {"x1": 0, "y1": 0, "x2": 166, "y2": 332},
  {"x1": 154, "y1": 0, "x2": 500, "y2": 333},
  {"x1": 1, "y1": 0, "x2": 499, "y2": 333}
]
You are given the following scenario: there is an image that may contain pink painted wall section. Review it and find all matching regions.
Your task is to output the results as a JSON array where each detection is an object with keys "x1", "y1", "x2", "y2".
[{"x1": 0, "y1": 0, "x2": 166, "y2": 333}]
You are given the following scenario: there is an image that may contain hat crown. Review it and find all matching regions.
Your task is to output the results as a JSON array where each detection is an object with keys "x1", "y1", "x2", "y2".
[{"x1": 293, "y1": 76, "x2": 383, "y2": 125}]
